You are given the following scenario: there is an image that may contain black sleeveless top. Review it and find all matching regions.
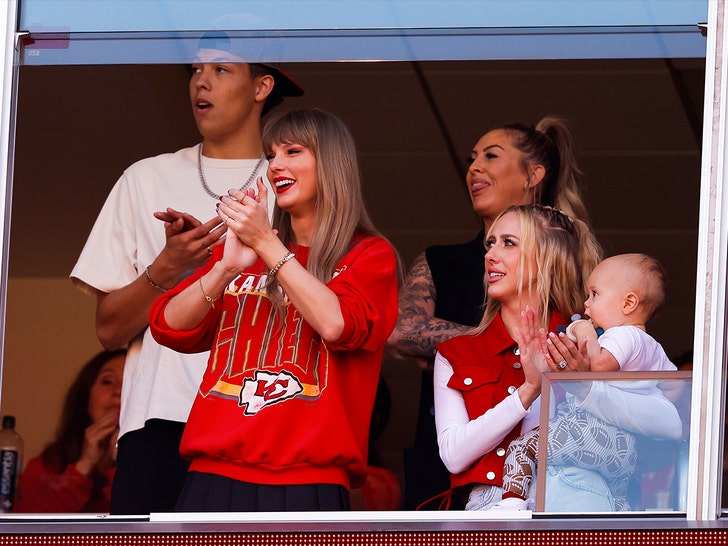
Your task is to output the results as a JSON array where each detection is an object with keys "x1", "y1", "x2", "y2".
[
  {"x1": 425, "y1": 230, "x2": 486, "y2": 327},
  {"x1": 403, "y1": 230, "x2": 486, "y2": 510}
]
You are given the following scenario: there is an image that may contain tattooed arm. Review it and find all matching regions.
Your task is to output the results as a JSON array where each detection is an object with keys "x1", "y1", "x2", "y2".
[{"x1": 387, "y1": 253, "x2": 473, "y2": 363}]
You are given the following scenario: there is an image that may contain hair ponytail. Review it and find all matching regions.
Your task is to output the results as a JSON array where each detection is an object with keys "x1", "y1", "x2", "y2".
[
  {"x1": 535, "y1": 117, "x2": 590, "y2": 223},
  {"x1": 501, "y1": 117, "x2": 590, "y2": 224}
]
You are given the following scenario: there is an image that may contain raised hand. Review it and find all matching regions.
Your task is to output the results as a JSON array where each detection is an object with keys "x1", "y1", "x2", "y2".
[
  {"x1": 216, "y1": 183, "x2": 268, "y2": 273},
  {"x1": 74, "y1": 409, "x2": 120, "y2": 477},
  {"x1": 514, "y1": 306, "x2": 547, "y2": 408},
  {"x1": 153, "y1": 208, "x2": 225, "y2": 272},
  {"x1": 543, "y1": 330, "x2": 591, "y2": 372},
  {"x1": 219, "y1": 179, "x2": 273, "y2": 248}
]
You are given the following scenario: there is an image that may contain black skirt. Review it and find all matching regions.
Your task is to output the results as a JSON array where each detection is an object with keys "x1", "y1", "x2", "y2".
[{"x1": 175, "y1": 471, "x2": 351, "y2": 512}]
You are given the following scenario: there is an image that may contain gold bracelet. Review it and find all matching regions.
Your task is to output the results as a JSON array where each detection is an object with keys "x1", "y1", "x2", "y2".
[
  {"x1": 268, "y1": 251, "x2": 296, "y2": 278},
  {"x1": 145, "y1": 265, "x2": 170, "y2": 292},
  {"x1": 199, "y1": 277, "x2": 219, "y2": 309}
]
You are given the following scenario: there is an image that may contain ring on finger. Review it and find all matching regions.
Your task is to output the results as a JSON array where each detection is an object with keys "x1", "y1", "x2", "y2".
[
  {"x1": 557, "y1": 359, "x2": 568, "y2": 370},
  {"x1": 206, "y1": 246, "x2": 212, "y2": 256}
]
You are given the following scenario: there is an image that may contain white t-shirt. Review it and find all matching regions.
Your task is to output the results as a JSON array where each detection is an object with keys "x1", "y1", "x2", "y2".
[
  {"x1": 70, "y1": 145, "x2": 274, "y2": 439},
  {"x1": 590, "y1": 325, "x2": 677, "y2": 398},
  {"x1": 598, "y1": 325, "x2": 676, "y2": 372},
  {"x1": 575, "y1": 325, "x2": 681, "y2": 439}
]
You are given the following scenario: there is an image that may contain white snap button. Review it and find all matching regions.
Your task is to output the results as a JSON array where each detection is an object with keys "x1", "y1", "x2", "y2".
[
  {"x1": 496, "y1": 448, "x2": 506, "y2": 457},
  {"x1": 464, "y1": 377, "x2": 473, "y2": 386},
  {"x1": 486, "y1": 471, "x2": 496, "y2": 480},
  {"x1": 508, "y1": 386, "x2": 517, "y2": 394}
]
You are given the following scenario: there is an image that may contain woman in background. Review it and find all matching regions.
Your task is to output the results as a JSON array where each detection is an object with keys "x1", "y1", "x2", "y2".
[
  {"x1": 16, "y1": 349, "x2": 125, "y2": 513},
  {"x1": 388, "y1": 117, "x2": 591, "y2": 508}
]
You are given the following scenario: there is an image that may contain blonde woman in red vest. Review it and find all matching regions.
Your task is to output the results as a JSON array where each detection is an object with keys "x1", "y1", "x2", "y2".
[
  {"x1": 434, "y1": 205, "x2": 682, "y2": 511},
  {"x1": 433, "y1": 204, "x2": 600, "y2": 510}
]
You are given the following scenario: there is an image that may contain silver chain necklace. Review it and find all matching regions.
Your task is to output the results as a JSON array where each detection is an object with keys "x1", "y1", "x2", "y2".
[{"x1": 197, "y1": 143, "x2": 265, "y2": 200}]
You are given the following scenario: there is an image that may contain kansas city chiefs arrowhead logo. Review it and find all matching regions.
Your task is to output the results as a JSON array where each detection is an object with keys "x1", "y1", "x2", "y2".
[{"x1": 239, "y1": 370, "x2": 304, "y2": 415}]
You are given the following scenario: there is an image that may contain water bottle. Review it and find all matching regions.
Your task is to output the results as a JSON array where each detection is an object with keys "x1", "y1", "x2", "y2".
[{"x1": 0, "y1": 415, "x2": 23, "y2": 512}]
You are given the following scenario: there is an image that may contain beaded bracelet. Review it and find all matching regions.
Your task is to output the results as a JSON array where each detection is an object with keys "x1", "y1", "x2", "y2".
[
  {"x1": 145, "y1": 265, "x2": 170, "y2": 292},
  {"x1": 269, "y1": 251, "x2": 296, "y2": 278},
  {"x1": 199, "y1": 277, "x2": 219, "y2": 309}
]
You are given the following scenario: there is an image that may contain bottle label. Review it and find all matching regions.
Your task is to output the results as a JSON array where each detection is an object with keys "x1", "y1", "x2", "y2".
[{"x1": 0, "y1": 449, "x2": 18, "y2": 510}]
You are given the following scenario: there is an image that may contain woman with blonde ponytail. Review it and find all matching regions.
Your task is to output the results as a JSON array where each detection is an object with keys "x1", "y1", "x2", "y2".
[
  {"x1": 389, "y1": 116, "x2": 595, "y2": 509},
  {"x1": 509, "y1": 117, "x2": 589, "y2": 222}
]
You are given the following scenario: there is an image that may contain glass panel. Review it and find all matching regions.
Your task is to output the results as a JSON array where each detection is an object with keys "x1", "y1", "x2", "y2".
[
  {"x1": 19, "y1": 0, "x2": 709, "y2": 33},
  {"x1": 18, "y1": 1, "x2": 709, "y2": 65},
  {"x1": 18, "y1": 26, "x2": 707, "y2": 66},
  {"x1": 537, "y1": 371, "x2": 692, "y2": 514},
  {"x1": 4, "y1": 0, "x2": 706, "y2": 522},
  {"x1": 6, "y1": 51, "x2": 704, "y2": 514},
  {"x1": 4, "y1": 57, "x2": 703, "y2": 517}
]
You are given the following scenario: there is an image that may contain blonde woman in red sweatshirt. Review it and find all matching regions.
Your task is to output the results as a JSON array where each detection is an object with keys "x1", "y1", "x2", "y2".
[{"x1": 150, "y1": 108, "x2": 399, "y2": 512}]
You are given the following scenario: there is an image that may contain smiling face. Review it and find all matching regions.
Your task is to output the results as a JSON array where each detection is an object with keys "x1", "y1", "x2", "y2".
[
  {"x1": 189, "y1": 50, "x2": 264, "y2": 146},
  {"x1": 484, "y1": 211, "x2": 537, "y2": 305},
  {"x1": 467, "y1": 129, "x2": 533, "y2": 226},
  {"x1": 266, "y1": 141, "x2": 318, "y2": 218},
  {"x1": 87, "y1": 354, "x2": 124, "y2": 423}
]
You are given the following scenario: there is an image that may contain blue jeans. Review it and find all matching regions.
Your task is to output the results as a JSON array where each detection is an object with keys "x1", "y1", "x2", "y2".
[
  {"x1": 466, "y1": 466, "x2": 616, "y2": 512},
  {"x1": 544, "y1": 465, "x2": 616, "y2": 512}
]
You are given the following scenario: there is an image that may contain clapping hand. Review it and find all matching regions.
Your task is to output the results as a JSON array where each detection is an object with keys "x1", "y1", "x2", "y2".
[
  {"x1": 514, "y1": 307, "x2": 548, "y2": 408},
  {"x1": 216, "y1": 180, "x2": 271, "y2": 273},
  {"x1": 153, "y1": 208, "x2": 225, "y2": 270}
]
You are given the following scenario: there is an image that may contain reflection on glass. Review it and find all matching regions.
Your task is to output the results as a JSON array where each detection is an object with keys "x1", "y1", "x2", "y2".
[
  {"x1": 537, "y1": 372, "x2": 692, "y2": 513},
  {"x1": 18, "y1": 0, "x2": 710, "y2": 34}
]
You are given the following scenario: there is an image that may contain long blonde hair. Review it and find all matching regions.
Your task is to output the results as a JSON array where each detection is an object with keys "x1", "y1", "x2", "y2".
[
  {"x1": 262, "y1": 108, "x2": 383, "y2": 303},
  {"x1": 473, "y1": 204, "x2": 602, "y2": 333}
]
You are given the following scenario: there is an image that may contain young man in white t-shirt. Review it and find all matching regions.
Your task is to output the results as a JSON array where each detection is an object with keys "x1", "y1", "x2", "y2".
[{"x1": 70, "y1": 32, "x2": 302, "y2": 514}]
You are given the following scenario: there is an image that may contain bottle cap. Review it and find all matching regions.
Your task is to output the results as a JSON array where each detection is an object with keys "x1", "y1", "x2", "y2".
[{"x1": 2, "y1": 416, "x2": 14, "y2": 429}]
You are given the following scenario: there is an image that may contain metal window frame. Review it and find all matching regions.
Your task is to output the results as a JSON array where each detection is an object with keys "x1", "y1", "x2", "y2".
[{"x1": 0, "y1": 0, "x2": 724, "y2": 529}]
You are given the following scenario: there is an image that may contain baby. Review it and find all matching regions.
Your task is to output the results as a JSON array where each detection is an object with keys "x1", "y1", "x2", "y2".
[{"x1": 492, "y1": 253, "x2": 678, "y2": 511}]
